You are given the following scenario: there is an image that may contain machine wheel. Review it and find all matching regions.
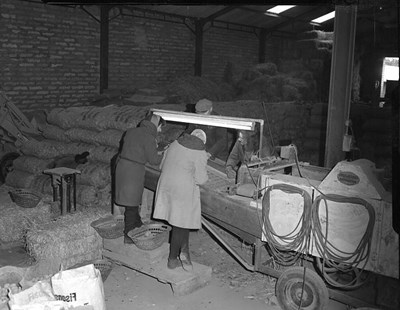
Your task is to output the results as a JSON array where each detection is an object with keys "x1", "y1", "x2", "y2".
[
  {"x1": 0, "y1": 152, "x2": 20, "y2": 183},
  {"x1": 276, "y1": 267, "x2": 329, "y2": 310}
]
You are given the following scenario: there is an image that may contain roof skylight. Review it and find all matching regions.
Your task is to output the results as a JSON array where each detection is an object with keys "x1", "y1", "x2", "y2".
[
  {"x1": 311, "y1": 11, "x2": 335, "y2": 24},
  {"x1": 266, "y1": 5, "x2": 296, "y2": 14}
]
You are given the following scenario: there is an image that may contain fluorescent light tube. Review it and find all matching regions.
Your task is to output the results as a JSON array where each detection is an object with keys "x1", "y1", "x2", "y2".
[{"x1": 151, "y1": 109, "x2": 263, "y2": 131}]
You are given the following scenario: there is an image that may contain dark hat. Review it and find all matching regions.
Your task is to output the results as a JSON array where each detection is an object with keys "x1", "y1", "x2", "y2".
[{"x1": 195, "y1": 99, "x2": 213, "y2": 113}]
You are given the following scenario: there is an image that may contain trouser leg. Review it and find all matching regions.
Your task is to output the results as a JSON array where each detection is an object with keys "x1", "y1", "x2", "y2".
[
  {"x1": 124, "y1": 206, "x2": 143, "y2": 234},
  {"x1": 169, "y1": 226, "x2": 189, "y2": 260}
]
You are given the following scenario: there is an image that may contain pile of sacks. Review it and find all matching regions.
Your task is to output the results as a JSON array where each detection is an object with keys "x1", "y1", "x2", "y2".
[{"x1": 5, "y1": 103, "x2": 184, "y2": 210}]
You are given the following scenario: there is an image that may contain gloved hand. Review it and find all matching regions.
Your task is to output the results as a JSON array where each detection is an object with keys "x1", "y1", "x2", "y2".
[{"x1": 225, "y1": 166, "x2": 236, "y2": 179}]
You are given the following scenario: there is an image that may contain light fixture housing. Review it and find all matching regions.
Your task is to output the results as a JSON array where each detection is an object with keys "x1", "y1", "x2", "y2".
[{"x1": 151, "y1": 108, "x2": 265, "y2": 156}]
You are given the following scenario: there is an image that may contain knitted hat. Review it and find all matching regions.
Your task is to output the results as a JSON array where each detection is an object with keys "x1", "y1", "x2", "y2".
[
  {"x1": 195, "y1": 99, "x2": 213, "y2": 113},
  {"x1": 191, "y1": 129, "x2": 207, "y2": 144}
]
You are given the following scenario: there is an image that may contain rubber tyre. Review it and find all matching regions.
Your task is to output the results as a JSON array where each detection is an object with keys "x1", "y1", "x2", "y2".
[
  {"x1": 0, "y1": 152, "x2": 20, "y2": 183},
  {"x1": 276, "y1": 267, "x2": 329, "y2": 310}
]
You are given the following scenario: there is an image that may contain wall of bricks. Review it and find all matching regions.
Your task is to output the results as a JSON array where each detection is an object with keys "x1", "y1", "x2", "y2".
[
  {"x1": 202, "y1": 27, "x2": 259, "y2": 82},
  {"x1": 0, "y1": 0, "x2": 100, "y2": 111},
  {"x1": 1, "y1": 1, "x2": 296, "y2": 112},
  {"x1": 108, "y1": 16, "x2": 195, "y2": 88}
]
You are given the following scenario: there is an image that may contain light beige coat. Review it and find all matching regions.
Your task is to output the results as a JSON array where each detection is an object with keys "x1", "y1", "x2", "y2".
[{"x1": 153, "y1": 138, "x2": 208, "y2": 229}]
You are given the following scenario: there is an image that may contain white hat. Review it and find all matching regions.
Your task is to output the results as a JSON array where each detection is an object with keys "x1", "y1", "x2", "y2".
[{"x1": 191, "y1": 129, "x2": 207, "y2": 144}]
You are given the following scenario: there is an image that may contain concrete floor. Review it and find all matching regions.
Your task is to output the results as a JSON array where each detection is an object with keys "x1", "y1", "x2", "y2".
[{"x1": 103, "y1": 263, "x2": 350, "y2": 310}]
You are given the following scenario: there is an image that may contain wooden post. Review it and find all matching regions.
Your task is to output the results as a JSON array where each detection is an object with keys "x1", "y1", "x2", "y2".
[
  {"x1": 194, "y1": 20, "x2": 204, "y2": 76},
  {"x1": 100, "y1": 5, "x2": 110, "y2": 93},
  {"x1": 324, "y1": 5, "x2": 357, "y2": 168}
]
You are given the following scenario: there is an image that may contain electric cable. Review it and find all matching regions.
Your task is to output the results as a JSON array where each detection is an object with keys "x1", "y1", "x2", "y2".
[
  {"x1": 261, "y1": 183, "x2": 313, "y2": 266},
  {"x1": 311, "y1": 193, "x2": 375, "y2": 289}
]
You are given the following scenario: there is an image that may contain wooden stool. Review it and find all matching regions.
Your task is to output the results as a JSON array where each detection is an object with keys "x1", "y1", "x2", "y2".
[{"x1": 43, "y1": 167, "x2": 81, "y2": 215}]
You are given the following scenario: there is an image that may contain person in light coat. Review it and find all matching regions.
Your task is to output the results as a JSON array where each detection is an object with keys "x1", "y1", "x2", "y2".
[
  {"x1": 153, "y1": 129, "x2": 209, "y2": 270},
  {"x1": 114, "y1": 112, "x2": 165, "y2": 243}
]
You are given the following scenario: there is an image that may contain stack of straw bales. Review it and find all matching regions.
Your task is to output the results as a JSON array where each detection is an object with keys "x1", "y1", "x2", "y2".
[
  {"x1": 5, "y1": 103, "x2": 185, "y2": 211},
  {"x1": 0, "y1": 185, "x2": 54, "y2": 244},
  {"x1": 25, "y1": 208, "x2": 108, "y2": 269}
]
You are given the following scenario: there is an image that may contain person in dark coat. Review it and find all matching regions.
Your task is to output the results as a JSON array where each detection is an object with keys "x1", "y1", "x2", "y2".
[
  {"x1": 225, "y1": 130, "x2": 275, "y2": 179},
  {"x1": 185, "y1": 99, "x2": 228, "y2": 160},
  {"x1": 153, "y1": 129, "x2": 208, "y2": 270},
  {"x1": 115, "y1": 112, "x2": 165, "y2": 243}
]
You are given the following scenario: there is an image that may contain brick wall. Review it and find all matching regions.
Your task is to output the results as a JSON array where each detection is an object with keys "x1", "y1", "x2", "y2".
[
  {"x1": 202, "y1": 27, "x2": 259, "y2": 82},
  {"x1": 1, "y1": 1, "x2": 293, "y2": 112},
  {"x1": 0, "y1": 0, "x2": 99, "y2": 111},
  {"x1": 108, "y1": 17, "x2": 195, "y2": 88}
]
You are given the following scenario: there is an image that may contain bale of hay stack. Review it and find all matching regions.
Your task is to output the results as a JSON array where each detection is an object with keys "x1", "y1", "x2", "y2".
[
  {"x1": 5, "y1": 169, "x2": 36, "y2": 189},
  {"x1": 31, "y1": 175, "x2": 53, "y2": 196},
  {"x1": 41, "y1": 124, "x2": 70, "y2": 143},
  {"x1": 76, "y1": 185, "x2": 99, "y2": 207},
  {"x1": 25, "y1": 208, "x2": 108, "y2": 269},
  {"x1": 20, "y1": 140, "x2": 66, "y2": 159},
  {"x1": 94, "y1": 129, "x2": 124, "y2": 148},
  {"x1": 0, "y1": 185, "x2": 53, "y2": 243},
  {"x1": 46, "y1": 106, "x2": 94, "y2": 129},
  {"x1": 47, "y1": 105, "x2": 149, "y2": 132},
  {"x1": 12, "y1": 156, "x2": 54, "y2": 174},
  {"x1": 76, "y1": 162, "x2": 110, "y2": 188},
  {"x1": 65, "y1": 128, "x2": 100, "y2": 145},
  {"x1": 90, "y1": 146, "x2": 118, "y2": 164},
  {"x1": 21, "y1": 139, "x2": 94, "y2": 159}
]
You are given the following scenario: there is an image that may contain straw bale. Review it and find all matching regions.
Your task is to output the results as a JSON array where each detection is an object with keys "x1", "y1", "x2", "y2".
[
  {"x1": 31, "y1": 175, "x2": 53, "y2": 196},
  {"x1": 0, "y1": 186, "x2": 52, "y2": 243},
  {"x1": 20, "y1": 140, "x2": 94, "y2": 160},
  {"x1": 76, "y1": 162, "x2": 110, "y2": 188},
  {"x1": 5, "y1": 169, "x2": 36, "y2": 188},
  {"x1": 282, "y1": 85, "x2": 301, "y2": 101},
  {"x1": 255, "y1": 62, "x2": 278, "y2": 76},
  {"x1": 65, "y1": 128, "x2": 99, "y2": 145},
  {"x1": 25, "y1": 208, "x2": 107, "y2": 268},
  {"x1": 90, "y1": 146, "x2": 118, "y2": 164},
  {"x1": 77, "y1": 185, "x2": 99, "y2": 206},
  {"x1": 12, "y1": 156, "x2": 54, "y2": 174},
  {"x1": 97, "y1": 184, "x2": 112, "y2": 211},
  {"x1": 165, "y1": 76, "x2": 231, "y2": 104},
  {"x1": 104, "y1": 106, "x2": 146, "y2": 131},
  {"x1": 20, "y1": 139, "x2": 66, "y2": 159},
  {"x1": 46, "y1": 106, "x2": 94, "y2": 129},
  {"x1": 94, "y1": 129, "x2": 124, "y2": 148},
  {"x1": 41, "y1": 124, "x2": 70, "y2": 143}
]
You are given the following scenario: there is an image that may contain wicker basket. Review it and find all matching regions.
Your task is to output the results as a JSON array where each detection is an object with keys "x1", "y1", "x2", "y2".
[
  {"x1": 90, "y1": 215, "x2": 124, "y2": 239},
  {"x1": 127, "y1": 223, "x2": 171, "y2": 251},
  {"x1": 9, "y1": 189, "x2": 42, "y2": 208},
  {"x1": 70, "y1": 259, "x2": 113, "y2": 282}
]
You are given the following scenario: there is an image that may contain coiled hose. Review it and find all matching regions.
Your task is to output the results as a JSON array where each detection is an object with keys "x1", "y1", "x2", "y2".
[
  {"x1": 262, "y1": 183, "x2": 313, "y2": 266},
  {"x1": 311, "y1": 193, "x2": 375, "y2": 289}
]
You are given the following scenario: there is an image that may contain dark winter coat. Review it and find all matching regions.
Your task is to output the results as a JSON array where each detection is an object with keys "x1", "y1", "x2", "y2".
[
  {"x1": 114, "y1": 120, "x2": 163, "y2": 207},
  {"x1": 153, "y1": 134, "x2": 208, "y2": 229},
  {"x1": 226, "y1": 135, "x2": 273, "y2": 170}
]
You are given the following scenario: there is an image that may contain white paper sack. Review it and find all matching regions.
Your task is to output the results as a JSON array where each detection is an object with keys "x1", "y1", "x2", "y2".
[
  {"x1": 9, "y1": 280, "x2": 55, "y2": 308},
  {"x1": 51, "y1": 264, "x2": 105, "y2": 310},
  {"x1": 9, "y1": 300, "x2": 74, "y2": 310}
]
